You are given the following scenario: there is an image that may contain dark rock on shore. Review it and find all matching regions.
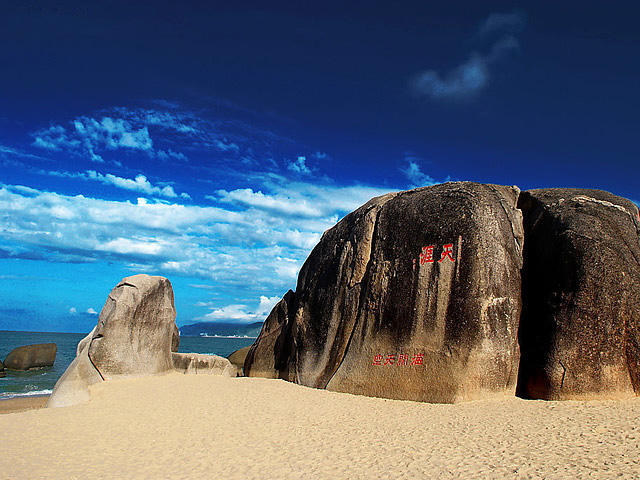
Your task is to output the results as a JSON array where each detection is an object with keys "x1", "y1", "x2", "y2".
[
  {"x1": 246, "y1": 182, "x2": 525, "y2": 403},
  {"x1": 517, "y1": 188, "x2": 640, "y2": 400},
  {"x1": 0, "y1": 359, "x2": 5, "y2": 377},
  {"x1": 3, "y1": 343, "x2": 57, "y2": 370}
]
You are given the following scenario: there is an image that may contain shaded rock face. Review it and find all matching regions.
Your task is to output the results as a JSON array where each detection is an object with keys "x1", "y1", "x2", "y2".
[
  {"x1": 517, "y1": 189, "x2": 640, "y2": 400},
  {"x1": 171, "y1": 323, "x2": 180, "y2": 353},
  {"x1": 172, "y1": 352, "x2": 236, "y2": 377},
  {"x1": 3, "y1": 343, "x2": 57, "y2": 370},
  {"x1": 227, "y1": 346, "x2": 251, "y2": 376},
  {"x1": 48, "y1": 274, "x2": 177, "y2": 407},
  {"x1": 246, "y1": 182, "x2": 524, "y2": 403},
  {"x1": 0, "y1": 359, "x2": 5, "y2": 377}
]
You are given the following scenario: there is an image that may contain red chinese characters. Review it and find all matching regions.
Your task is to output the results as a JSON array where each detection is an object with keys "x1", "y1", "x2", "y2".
[
  {"x1": 372, "y1": 353, "x2": 425, "y2": 366},
  {"x1": 416, "y1": 242, "x2": 455, "y2": 267},
  {"x1": 410, "y1": 353, "x2": 424, "y2": 366},
  {"x1": 420, "y1": 246, "x2": 434, "y2": 264},
  {"x1": 439, "y1": 243, "x2": 454, "y2": 263}
]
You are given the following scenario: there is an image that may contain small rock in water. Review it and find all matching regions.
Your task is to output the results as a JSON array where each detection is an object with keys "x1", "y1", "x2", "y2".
[{"x1": 3, "y1": 343, "x2": 57, "y2": 370}]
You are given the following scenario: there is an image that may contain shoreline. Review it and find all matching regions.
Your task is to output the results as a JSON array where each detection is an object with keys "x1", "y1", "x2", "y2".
[{"x1": 0, "y1": 394, "x2": 49, "y2": 414}]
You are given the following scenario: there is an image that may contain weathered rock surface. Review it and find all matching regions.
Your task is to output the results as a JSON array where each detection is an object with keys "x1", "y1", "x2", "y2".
[
  {"x1": 228, "y1": 346, "x2": 251, "y2": 375},
  {"x1": 245, "y1": 182, "x2": 524, "y2": 403},
  {"x1": 48, "y1": 274, "x2": 177, "y2": 407},
  {"x1": 3, "y1": 343, "x2": 57, "y2": 370},
  {"x1": 171, "y1": 323, "x2": 180, "y2": 353},
  {"x1": 47, "y1": 332, "x2": 103, "y2": 408},
  {"x1": 517, "y1": 189, "x2": 640, "y2": 400},
  {"x1": 0, "y1": 359, "x2": 5, "y2": 377},
  {"x1": 172, "y1": 352, "x2": 236, "y2": 377}
]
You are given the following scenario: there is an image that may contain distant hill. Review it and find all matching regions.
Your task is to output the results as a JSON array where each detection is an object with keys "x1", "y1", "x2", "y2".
[{"x1": 178, "y1": 321, "x2": 263, "y2": 338}]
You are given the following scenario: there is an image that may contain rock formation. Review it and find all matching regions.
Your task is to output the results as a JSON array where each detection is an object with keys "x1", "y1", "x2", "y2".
[
  {"x1": 245, "y1": 182, "x2": 524, "y2": 403},
  {"x1": 227, "y1": 346, "x2": 251, "y2": 375},
  {"x1": 3, "y1": 343, "x2": 57, "y2": 370},
  {"x1": 516, "y1": 189, "x2": 640, "y2": 400},
  {"x1": 172, "y1": 352, "x2": 236, "y2": 376},
  {"x1": 171, "y1": 323, "x2": 180, "y2": 353},
  {"x1": 0, "y1": 359, "x2": 5, "y2": 377},
  {"x1": 48, "y1": 274, "x2": 177, "y2": 407}
]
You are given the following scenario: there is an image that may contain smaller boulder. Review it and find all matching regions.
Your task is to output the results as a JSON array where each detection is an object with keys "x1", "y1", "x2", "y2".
[
  {"x1": 4, "y1": 343, "x2": 57, "y2": 370},
  {"x1": 172, "y1": 352, "x2": 236, "y2": 377},
  {"x1": 227, "y1": 346, "x2": 251, "y2": 376},
  {"x1": 0, "y1": 359, "x2": 5, "y2": 378}
]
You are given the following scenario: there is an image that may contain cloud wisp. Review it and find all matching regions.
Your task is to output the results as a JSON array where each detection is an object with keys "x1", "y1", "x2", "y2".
[
  {"x1": 400, "y1": 156, "x2": 437, "y2": 189},
  {"x1": 411, "y1": 11, "x2": 525, "y2": 100},
  {"x1": 45, "y1": 169, "x2": 190, "y2": 199}
]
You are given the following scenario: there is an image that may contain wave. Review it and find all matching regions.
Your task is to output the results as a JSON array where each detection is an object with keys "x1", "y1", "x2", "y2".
[{"x1": 0, "y1": 389, "x2": 53, "y2": 400}]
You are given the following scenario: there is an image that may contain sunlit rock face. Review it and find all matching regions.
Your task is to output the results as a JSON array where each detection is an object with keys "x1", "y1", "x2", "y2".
[
  {"x1": 517, "y1": 189, "x2": 640, "y2": 400},
  {"x1": 246, "y1": 182, "x2": 524, "y2": 403},
  {"x1": 48, "y1": 274, "x2": 177, "y2": 407}
]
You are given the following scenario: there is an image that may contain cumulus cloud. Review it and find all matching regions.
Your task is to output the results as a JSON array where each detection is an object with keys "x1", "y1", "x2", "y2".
[
  {"x1": 45, "y1": 169, "x2": 190, "y2": 199},
  {"x1": 400, "y1": 156, "x2": 437, "y2": 189},
  {"x1": 30, "y1": 105, "x2": 290, "y2": 167},
  {"x1": 86, "y1": 308, "x2": 98, "y2": 315},
  {"x1": 86, "y1": 170, "x2": 190, "y2": 199},
  {"x1": 213, "y1": 175, "x2": 393, "y2": 222},
  {"x1": 411, "y1": 11, "x2": 525, "y2": 100},
  {"x1": 287, "y1": 156, "x2": 311, "y2": 174},
  {"x1": 0, "y1": 177, "x2": 390, "y2": 293},
  {"x1": 198, "y1": 295, "x2": 281, "y2": 322}
]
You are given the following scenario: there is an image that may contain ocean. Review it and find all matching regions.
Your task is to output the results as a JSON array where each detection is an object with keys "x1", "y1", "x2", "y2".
[{"x1": 0, "y1": 330, "x2": 256, "y2": 399}]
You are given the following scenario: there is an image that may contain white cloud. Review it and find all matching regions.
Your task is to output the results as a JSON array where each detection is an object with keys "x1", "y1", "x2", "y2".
[
  {"x1": 69, "y1": 307, "x2": 77, "y2": 314},
  {"x1": 86, "y1": 308, "x2": 98, "y2": 315},
  {"x1": 198, "y1": 294, "x2": 281, "y2": 322},
  {"x1": 400, "y1": 156, "x2": 436, "y2": 189},
  {"x1": 33, "y1": 116, "x2": 152, "y2": 162},
  {"x1": 44, "y1": 169, "x2": 190, "y2": 199},
  {"x1": 0, "y1": 178, "x2": 391, "y2": 292},
  {"x1": 411, "y1": 11, "x2": 524, "y2": 100},
  {"x1": 287, "y1": 156, "x2": 311, "y2": 174}
]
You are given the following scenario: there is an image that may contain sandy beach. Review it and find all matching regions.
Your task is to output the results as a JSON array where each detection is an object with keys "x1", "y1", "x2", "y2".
[
  {"x1": 0, "y1": 395, "x2": 49, "y2": 414},
  {"x1": 0, "y1": 373, "x2": 638, "y2": 479}
]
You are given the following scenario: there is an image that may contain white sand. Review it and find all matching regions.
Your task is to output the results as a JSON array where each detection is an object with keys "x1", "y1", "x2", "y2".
[{"x1": 1, "y1": 373, "x2": 639, "y2": 479}]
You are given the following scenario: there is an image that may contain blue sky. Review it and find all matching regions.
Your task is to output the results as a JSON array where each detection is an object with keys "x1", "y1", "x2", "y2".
[{"x1": 1, "y1": 2, "x2": 639, "y2": 332}]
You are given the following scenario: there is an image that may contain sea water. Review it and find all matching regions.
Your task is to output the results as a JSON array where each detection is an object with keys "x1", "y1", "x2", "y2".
[{"x1": 0, "y1": 330, "x2": 256, "y2": 399}]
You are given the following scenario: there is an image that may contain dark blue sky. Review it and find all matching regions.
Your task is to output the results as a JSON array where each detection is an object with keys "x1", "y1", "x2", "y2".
[{"x1": 1, "y1": 1, "x2": 638, "y2": 331}]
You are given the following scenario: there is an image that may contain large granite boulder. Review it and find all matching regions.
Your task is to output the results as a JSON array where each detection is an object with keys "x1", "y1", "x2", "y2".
[
  {"x1": 3, "y1": 343, "x2": 57, "y2": 370},
  {"x1": 172, "y1": 352, "x2": 236, "y2": 376},
  {"x1": 245, "y1": 182, "x2": 524, "y2": 403},
  {"x1": 48, "y1": 274, "x2": 177, "y2": 407},
  {"x1": 516, "y1": 189, "x2": 640, "y2": 400}
]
